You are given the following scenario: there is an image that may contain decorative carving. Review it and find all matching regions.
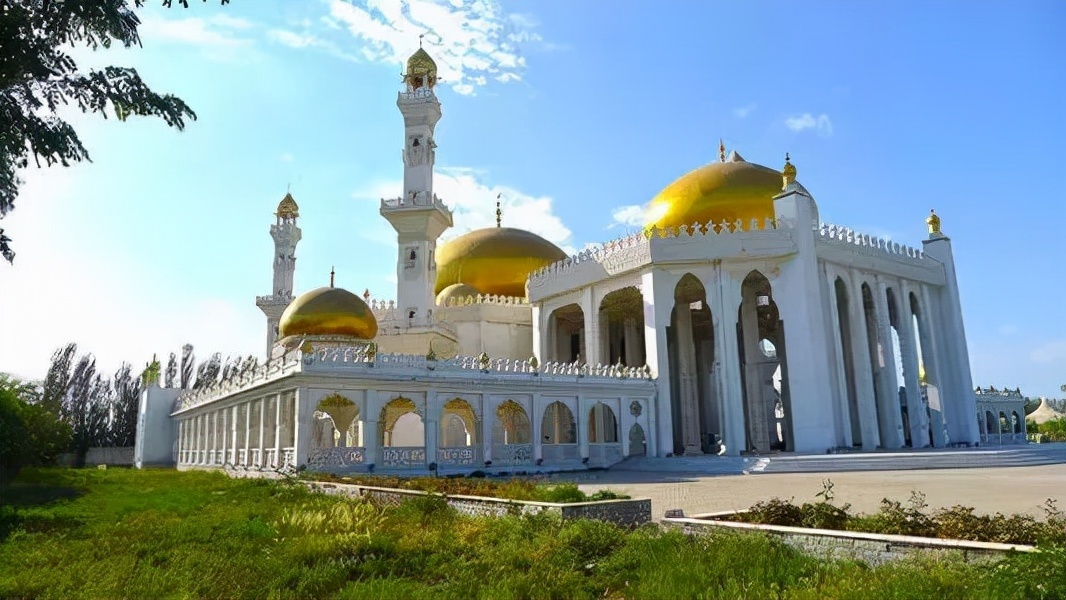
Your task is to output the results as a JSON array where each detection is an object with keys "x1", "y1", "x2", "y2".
[{"x1": 630, "y1": 400, "x2": 643, "y2": 417}]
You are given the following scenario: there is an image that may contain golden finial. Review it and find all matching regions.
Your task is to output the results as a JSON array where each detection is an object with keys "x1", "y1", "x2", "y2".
[
  {"x1": 363, "y1": 288, "x2": 371, "y2": 301},
  {"x1": 330, "y1": 266, "x2": 335, "y2": 288},
  {"x1": 496, "y1": 193, "x2": 502, "y2": 228},
  {"x1": 926, "y1": 209, "x2": 941, "y2": 236},
  {"x1": 419, "y1": 33, "x2": 424, "y2": 48},
  {"x1": 276, "y1": 191, "x2": 299, "y2": 218},
  {"x1": 782, "y1": 152, "x2": 797, "y2": 188},
  {"x1": 718, "y1": 139, "x2": 726, "y2": 163}
]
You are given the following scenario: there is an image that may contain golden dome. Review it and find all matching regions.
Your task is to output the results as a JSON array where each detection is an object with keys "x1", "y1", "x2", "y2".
[
  {"x1": 405, "y1": 48, "x2": 437, "y2": 89},
  {"x1": 435, "y1": 227, "x2": 567, "y2": 298},
  {"x1": 276, "y1": 193, "x2": 299, "y2": 219},
  {"x1": 644, "y1": 151, "x2": 783, "y2": 230},
  {"x1": 436, "y1": 282, "x2": 480, "y2": 306},
  {"x1": 278, "y1": 286, "x2": 378, "y2": 340}
]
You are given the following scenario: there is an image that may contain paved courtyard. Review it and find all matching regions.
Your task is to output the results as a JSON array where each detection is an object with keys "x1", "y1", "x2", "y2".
[{"x1": 571, "y1": 464, "x2": 1066, "y2": 521}]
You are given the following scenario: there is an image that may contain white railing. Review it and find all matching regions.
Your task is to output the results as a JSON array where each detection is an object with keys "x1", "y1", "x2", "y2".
[
  {"x1": 307, "y1": 446, "x2": 366, "y2": 470},
  {"x1": 381, "y1": 447, "x2": 426, "y2": 468},
  {"x1": 437, "y1": 446, "x2": 480, "y2": 466},
  {"x1": 817, "y1": 223, "x2": 924, "y2": 260},
  {"x1": 492, "y1": 443, "x2": 533, "y2": 467},
  {"x1": 541, "y1": 444, "x2": 580, "y2": 462}
]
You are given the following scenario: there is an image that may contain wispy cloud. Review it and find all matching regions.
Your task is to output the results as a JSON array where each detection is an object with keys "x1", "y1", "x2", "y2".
[
  {"x1": 350, "y1": 167, "x2": 574, "y2": 254},
  {"x1": 785, "y1": 113, "x2": 833, "y2": 136},
  {"x1": 309, "y1": 0, "x2": 543, "y2": 96},
  {"x1": 609, "y1": 204, "x2": 647, "y2": 229},
  {"x1": 1030, "y1": 340, "x2": 1066, "y2": 364},
  {"x1": 139, "y1": 13, "x2": 258, "y2": 61},
  {"x1": 733, "y1": 104, "x2": 756, "y2": 119}
]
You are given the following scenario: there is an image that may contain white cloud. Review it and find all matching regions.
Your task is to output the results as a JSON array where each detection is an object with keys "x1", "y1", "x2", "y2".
[
  {"x1": 1030, "y1": 340, "x2": 1066, "y2": 364},
  {"x1": 609, "y1": 204, "x2": 647, "y2": 228},
  {"x1": 138, "y1": 13, "x2": 257, "y2": 61},
  {"x1": 280, "y1": 152, "x2": 294, "y2": 163},
  {"x1": 349, "y1": 167, "x2": 574, "y2": 254},
  {"x1": 733, "y1": 104, "x2": 756, "y2": 118},
  {"x1": 998, "y1": 324, "x2": 1018, "y2": 336},
  {"x1": 319, "y1": 0, "x2": 542, "y2": 96},
  {"x1": 785, "y1": 112, "x2": 833, "y2": 136}
]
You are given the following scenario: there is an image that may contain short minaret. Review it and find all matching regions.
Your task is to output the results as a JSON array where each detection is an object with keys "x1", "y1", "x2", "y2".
[
  {"x1": 256, "y1": 193, "x2": 302, "y2": 356},
  {"x1": 380, "y1": 43, "x2": 453, "y2": 324}
]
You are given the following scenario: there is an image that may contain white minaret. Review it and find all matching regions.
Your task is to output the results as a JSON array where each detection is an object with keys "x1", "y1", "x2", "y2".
[
  {"x1": 379, "y1": 44, "x2": 453, "y2": 325},
  {"x1": 256, "y1": 192, "x2": 302, "y2": 356}
]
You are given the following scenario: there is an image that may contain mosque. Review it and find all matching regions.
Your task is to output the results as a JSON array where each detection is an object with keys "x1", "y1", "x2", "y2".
[{"x1": 135, "y1": 47, "x2": 981, "y2": 474}]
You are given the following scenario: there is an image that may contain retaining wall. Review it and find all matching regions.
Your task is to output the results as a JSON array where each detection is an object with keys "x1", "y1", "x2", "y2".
[
  {"x1": 307, "y1": 481, "x2": 651, "y2": 527},
  {"x1": 663, "y1": 513, "x2": 1036, "y2": 566}
]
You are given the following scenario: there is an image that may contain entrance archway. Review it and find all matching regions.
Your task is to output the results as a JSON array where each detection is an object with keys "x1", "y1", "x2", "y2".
[
  {"x1": 547, "y1": 304, "x2": 585, "y2": 363},
  {"x1": 738, "y1": 270, "x2": 792, "y2": 452},
  {"x1": 599, "y1": 287, "x2": 646, "y2": 367},
  {"x1": 668, "y1": 274, "x2": 719, "y2": 455}
]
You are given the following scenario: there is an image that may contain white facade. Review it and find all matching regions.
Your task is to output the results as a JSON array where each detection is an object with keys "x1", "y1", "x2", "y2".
[{"x1": 136, "y1": 48, "x2": 985, "y2": 475}]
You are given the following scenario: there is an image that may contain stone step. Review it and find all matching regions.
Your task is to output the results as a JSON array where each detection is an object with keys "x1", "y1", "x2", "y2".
[{"x1": 611, "y1": 443, "x2": 1066, "y2": 475}]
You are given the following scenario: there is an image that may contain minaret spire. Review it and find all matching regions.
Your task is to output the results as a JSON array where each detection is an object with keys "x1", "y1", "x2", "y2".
[
  {"x1": 257, "y1": 191, "x2": 303, "y2": 358},
  {"x1": 381, "y1": 45, "x2": 453, "y2": 328}
]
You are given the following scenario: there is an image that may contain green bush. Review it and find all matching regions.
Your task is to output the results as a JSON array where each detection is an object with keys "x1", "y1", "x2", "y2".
[{"x1": 305, "y1": 473, "x2": 630, "y2": 503}]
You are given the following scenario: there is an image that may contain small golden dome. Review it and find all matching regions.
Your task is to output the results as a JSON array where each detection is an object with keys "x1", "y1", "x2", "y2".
[
  {"x1": 436, "y1": 283, "x2": 481, "y2": 306},
  {"x1": 405, "y1": 48, "x2": 437, "y2": 89},
  {"x1": 926, "y1": 209, "x2": 941, "y2": 235},
  {"x1": 644, "y1": 151, "x2": 783, "y2": 230},
  {"x1": 279, "y1": 286, "x2": 378, "y2": 340},
  {"x1": 435, "y1": 227, "x2": 567, "y2": 298},
  {"x1": 276, "y1": 193, "x2": 299, "y2": 219}
]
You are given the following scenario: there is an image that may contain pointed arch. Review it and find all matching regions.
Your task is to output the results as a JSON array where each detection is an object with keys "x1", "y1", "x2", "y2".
[
  {"x1": 541, "y1": 401, "x2": 576, "y2": 444},
  {"x1": 379, "y1": 396, "x2": 424, "y2": 447},
  {"x1": 588, "y1": 402, "x2": 619, "y2": 444},
  {"x1": 440, "y1": 398, "x2": 478, "y2": 447}
]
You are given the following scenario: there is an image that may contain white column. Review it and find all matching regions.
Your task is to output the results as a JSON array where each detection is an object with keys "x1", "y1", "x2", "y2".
[
  {"x1": 739, "y1": 282, "x2": 767, "y2": 452},
  {"x1": 531, "y1": 394, "x2": 543, "y2": 461},
  {"x1": 674, "y1": 303, "x2": 702, "y2": 454},
  {"x1": 641, "y1": 270, "x2": 676, "y2": 456},
  {"x1": 243, "y1": 402, "x2": 251, "y2": 465},
  {"x1": 359, "y1": 390, "x2": 376, "y2": 467},
  {"x1": 874, "y1": 277, "x2": 904, "y2": 449},
  {"x1": 848, "y1": 271, "x2": 881, "y2": 449},
  {"x1": 425, "y1": 389, "x2": 438, "y2": 468},
  {"x1": 531, "y1": 305, "x2": 543, "y2": 362},
  {"x1": 823, "y1": 265, "x2": 853, "y2": 448},
  {"x1": 709, "y1": 267, "x2": 745, "y2": 456},
  {"x1": 918, "y1": 285, "x2": 949, "y2": 447},
  {"x1": 580, "y1": 287, "x2": 601, "y2": 365},
  {"x1": 481, "y1": 397, "x2": 493, "y2": 466},
  {"x1": 273, "y1": 394, "x2": 282, "y2": 468},
  {"x1": 577, "y1": 395, "x2": 590, "y2": 462},
  {"x1": 898, "y1": 281, "x2": 929, "y2": 446},
  {"x1": 219, "y1": 409, "x2": 228, "y2": 466}
]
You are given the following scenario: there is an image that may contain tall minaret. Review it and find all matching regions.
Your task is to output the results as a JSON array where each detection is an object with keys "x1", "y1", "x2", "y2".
[
  {"x1": 380, "y1": 44, "x2": 453, "y2": 324},
  {"x1": 256, "y1": 192, "x2": 302, "y2": 356}
]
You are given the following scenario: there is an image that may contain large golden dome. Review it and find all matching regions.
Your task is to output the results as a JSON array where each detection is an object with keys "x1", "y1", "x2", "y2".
[
  {"x1": 645, "y1": 151, "x2": 783, "y2": 230},
  {"x1": 278, "y1": 286, "x2": 378, "y2": 339},
  {"x1": 435, "y1": 227, "x2": 567, "y2": 298}
]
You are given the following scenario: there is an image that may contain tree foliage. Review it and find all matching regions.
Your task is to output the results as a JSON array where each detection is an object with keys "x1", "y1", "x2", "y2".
[
  {"x1": 0, "y1": 0, "x2": 228, "y2": 263},
  {"x1": 0, "y1": 374, "x2": 71, "y2": 484}
]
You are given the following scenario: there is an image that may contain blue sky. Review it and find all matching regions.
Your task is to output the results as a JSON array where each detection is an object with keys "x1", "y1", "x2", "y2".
[{"x1": 1, "y1": 0, "x2": 1063, "y2": 398}]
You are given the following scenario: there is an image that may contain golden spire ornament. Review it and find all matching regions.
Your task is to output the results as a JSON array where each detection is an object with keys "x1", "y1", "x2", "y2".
[
  {"x1": 782, "y1": 152, "x2": 797, "y2": 189},
  {"x1": 926, "y1": 209, "x2": 942, "y2": 236},
  {"x1": 495, "y1": 193, "x2": 503, "y2": 228},
  {"x1": 718, "y1": 138, "x2": 726, "y2": 163},
  {"x1": 330, "y1": 266, "x2": 335, "y2": 288}
]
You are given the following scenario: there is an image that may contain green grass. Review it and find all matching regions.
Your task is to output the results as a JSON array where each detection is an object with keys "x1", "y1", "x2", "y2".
[{"x1": 0, "y1": 468, "x2": 1062, "y2": 599}]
